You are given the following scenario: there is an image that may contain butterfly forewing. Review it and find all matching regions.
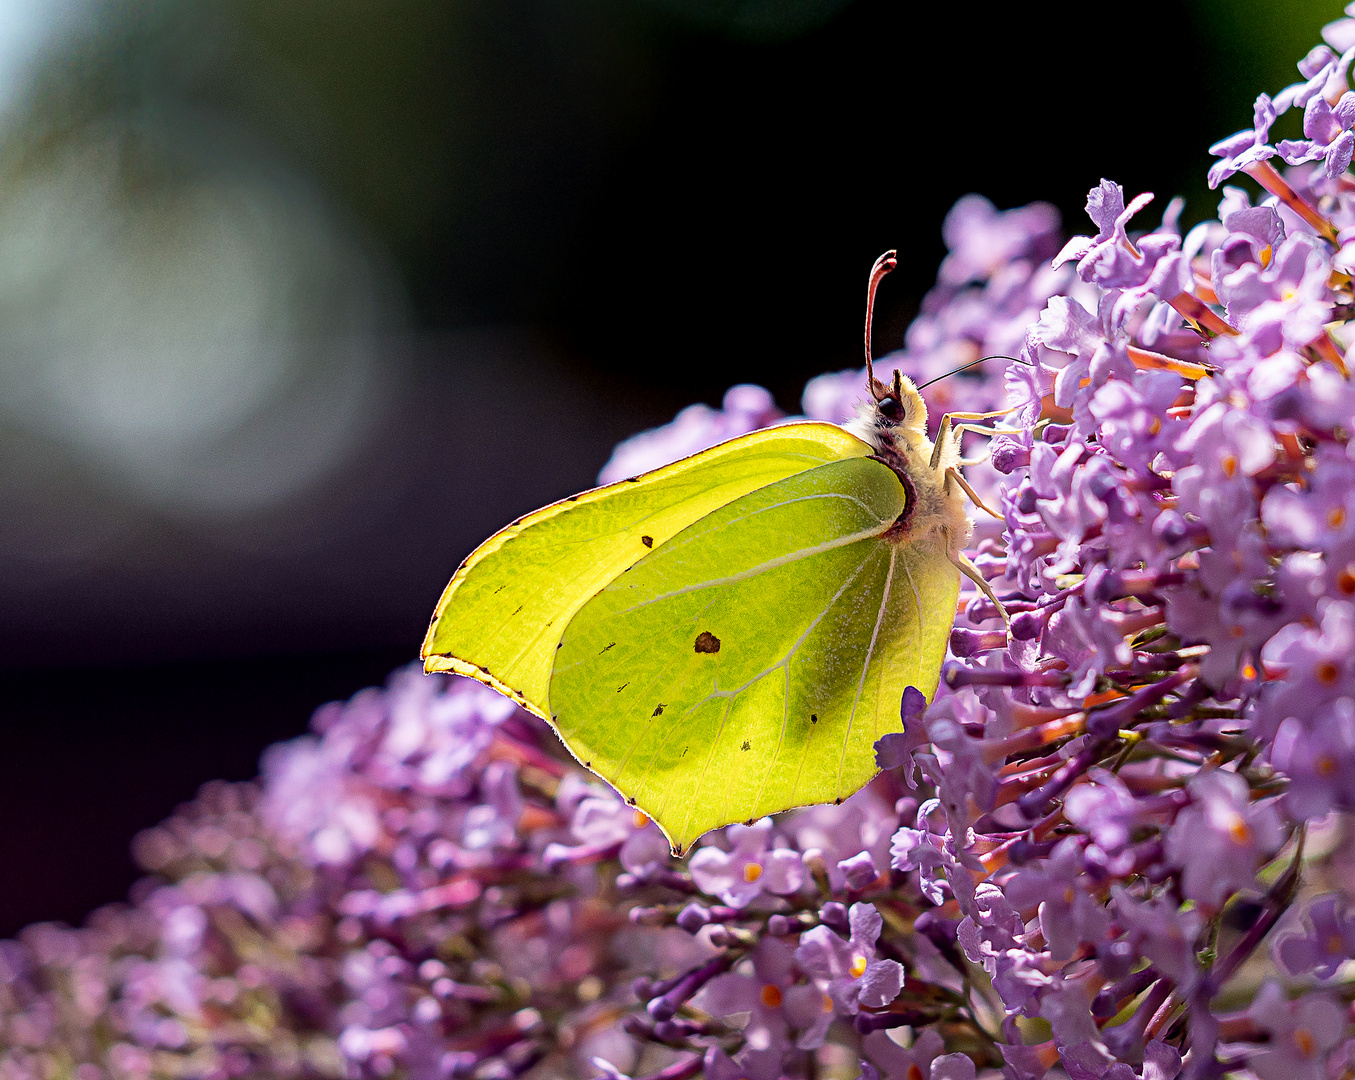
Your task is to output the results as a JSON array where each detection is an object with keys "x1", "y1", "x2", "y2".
[
  {"x1": 549, "y1": 456, "x2": 959, "y2": 854},
  {"x1": 422, "y1": 423, "x2": 872, "y2": 715}
]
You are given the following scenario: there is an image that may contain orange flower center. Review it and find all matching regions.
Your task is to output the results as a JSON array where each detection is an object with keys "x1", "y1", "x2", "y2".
[
  {"x1": 1317, "y1": 660, "x2": 1341, "y2": 685},
  {"x1": 760, "y1": 983, "x2": 782, "y2": 1008},
  {"x1": 1294, "y1": 1027, "x2": 1316, "y2": 1056},
  {"x1": 1339, "y1": 567, "x2": 1355, "y2": 596},
  {"x1": 1226, "y1": 813, "x2": 1253, "y2": 846},
  {"x1": 632, "y1": 810, "x2": 650, "y2": 829},
  {"x1": 850, "y1": 954, "x2": 868, "y2": 979},
  {"x1": 743, "y1": 862, "x2": 763, "y2": 883},
  {"x1": 1330, "y1": 506, "x2": 1348, "y2": 528},
  {"x1": 1222, "y1": 454, "x2": 1238, "y2": 478}
]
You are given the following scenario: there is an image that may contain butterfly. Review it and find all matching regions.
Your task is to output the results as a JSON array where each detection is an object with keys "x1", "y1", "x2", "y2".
[{"x1": 422, "y1": 252, "x2": 1009, "y2": 854}]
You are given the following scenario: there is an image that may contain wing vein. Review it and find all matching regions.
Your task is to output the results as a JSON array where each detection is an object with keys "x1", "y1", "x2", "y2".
[
  {"x1": 839, "y1": 545, "x2": 896, "y2": 799},
  {"x1": 748, "y1": 547, "x2": 878, "y2": 815},
  {"x1": 616, "y1": 518, "x2": 892, "y2": 615}
]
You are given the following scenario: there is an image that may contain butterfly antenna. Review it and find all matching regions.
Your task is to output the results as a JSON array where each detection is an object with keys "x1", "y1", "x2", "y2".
[
  {"x1": 864, "y1": 250, "x2": 897, "y2": 398},
  {"x1": 915, "y1": 353, "x2": 1031, "y2": 391}
]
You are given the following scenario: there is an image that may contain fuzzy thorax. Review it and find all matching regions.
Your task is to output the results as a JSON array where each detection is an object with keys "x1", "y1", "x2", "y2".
[{"x1": 844, "y1": 377, "x2": 973, "y2": 562}]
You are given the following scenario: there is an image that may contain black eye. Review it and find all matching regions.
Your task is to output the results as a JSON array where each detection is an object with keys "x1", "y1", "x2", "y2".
[{"x1": 877, "y1": 396, "x2": 904, "y2": 421}]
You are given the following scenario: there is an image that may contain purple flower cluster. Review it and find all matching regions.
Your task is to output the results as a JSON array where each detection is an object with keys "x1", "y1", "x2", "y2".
[{"x1": 12, "y1": 13, "x2": 1355, "y2": 1079}]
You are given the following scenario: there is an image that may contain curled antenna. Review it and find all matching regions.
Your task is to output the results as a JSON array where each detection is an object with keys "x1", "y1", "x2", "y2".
[
  {"x1": 864, "y1": 251, "x2": 897, "y2": 398},
  {"x1": 916, "y1": 353, "x2": 1031, "y2": 391}
]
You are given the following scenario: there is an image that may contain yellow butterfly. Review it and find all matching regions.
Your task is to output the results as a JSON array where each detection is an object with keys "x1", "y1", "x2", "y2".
[{"x1": 424, "y1": 253, "x2": 1009, "y2": 853}]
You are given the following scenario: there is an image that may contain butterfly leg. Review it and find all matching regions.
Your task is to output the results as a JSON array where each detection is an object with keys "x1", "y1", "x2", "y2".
[
  {"x1": 929, "y1": 408, "x2": 1016, "y2": 470},
  {"x1": 946, "y1": 466, "x2": 1002, "y2": 521},
  {"x1": 952, "y1": 549, "x2": 1009, "y2": 627},
  {"x1": 944, "y1": 421, "x2": 1026, "y2": 467},
  {"x1": 951, "y1": 422, "x2": 1024, "y2": 438}
]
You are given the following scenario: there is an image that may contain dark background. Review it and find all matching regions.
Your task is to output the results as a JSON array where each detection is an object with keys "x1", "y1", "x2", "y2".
[{"x1": 0, "y1": 0, "x2": 1336, "y2": 932}]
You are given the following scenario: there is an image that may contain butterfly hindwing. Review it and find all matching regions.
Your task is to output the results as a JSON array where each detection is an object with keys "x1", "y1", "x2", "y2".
[
  {"x1": 421, "y1": 423, "x2": 873, "y2": 715},
  {"x1": 549, "y1": 455, "x2": 959, "y2": 854}
]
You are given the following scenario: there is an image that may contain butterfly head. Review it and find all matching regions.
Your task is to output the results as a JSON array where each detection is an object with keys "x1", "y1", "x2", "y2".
[{"x1": 869, "y1": 366, "x2": 927, "y2": 438}]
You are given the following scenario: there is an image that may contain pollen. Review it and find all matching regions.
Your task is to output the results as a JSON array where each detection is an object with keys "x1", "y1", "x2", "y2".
[
  {"x1": 1339, "y1": 566, "x2": 1355, "y2": 596},
  {"x1": 1226, "y1": 813, "x2": 1253, "y2": 846},
  {"x1": 743, "y1": 862, "x2": 764, "y2": 883},
  {"x1": 632, "y1": 810, "x2": 650, "y2": 829},
  {"x1": 1294, "y1": 1027, "x2": 1316, "y2": 1056},
  {"x1": 1260, "y1": 243, "x2": 1273, "y2": 266},
  {"x1": 1317, "y1": 660, "x2": 1341, "y2": 685},
  {"x1": 1242, "y1": 663, "x2": 1258, "y2": 680},
  {"x1": 849, "y1": 954, "x2": 868, "y2": 979},
  {"x1": 760, "y1": 983, "x2": 782, "y2": 1008},
  {"x1": 1221, "y1": 454, "x2": 1238, "y2": 478}
]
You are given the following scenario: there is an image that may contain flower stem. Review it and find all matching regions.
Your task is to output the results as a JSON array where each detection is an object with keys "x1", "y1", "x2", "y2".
[{"x1": 1246, "y1": 160, "x2": 1340, "y2": 243}]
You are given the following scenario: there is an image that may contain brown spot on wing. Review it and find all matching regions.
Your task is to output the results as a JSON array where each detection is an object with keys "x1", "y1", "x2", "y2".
[
  {"x1": 740, "y1": 740, "x2": 750, "y2": 751},
  {"x1": 694, "y1": 631, "x2": 721, "y2": 654},
  {"x1": 641, "y1": 535, "x2": 653, "y2": 548},
  {"x1": 652, "y1": 704, "x2": 665, "y2": 717}
]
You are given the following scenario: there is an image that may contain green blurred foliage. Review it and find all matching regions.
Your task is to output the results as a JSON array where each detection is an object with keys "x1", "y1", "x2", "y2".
[
  {"x1": 18, "y1": 0, "x2": 658, "y2": 320},
  {"x1": 1192, "y1": 0, "x2": 1338, "y2": 125},
  {"x1": 5, "y1": 0, "x2": 1353, "y2": 392},
  {"x1": 637, "y1": 0, "x2": 854, "y2": 39}
]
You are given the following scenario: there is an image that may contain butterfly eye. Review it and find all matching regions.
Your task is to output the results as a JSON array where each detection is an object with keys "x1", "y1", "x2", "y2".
[{"x1": 877, "y1": 396, "x2": 904, "y2": 421}]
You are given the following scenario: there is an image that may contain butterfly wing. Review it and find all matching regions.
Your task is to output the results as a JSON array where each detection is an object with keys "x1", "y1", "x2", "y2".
[
  {"x1": 422, "y1": 422, "x2": 873, "y2": 716},
  {"x1": 549, "y1": 455, "x2": 960, "y2": 854}
]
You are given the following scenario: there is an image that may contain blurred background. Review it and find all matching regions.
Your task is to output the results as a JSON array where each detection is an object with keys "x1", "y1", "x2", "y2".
[{"x1": 0, "y1": 0, "x2": 1336, "y2": 932}]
